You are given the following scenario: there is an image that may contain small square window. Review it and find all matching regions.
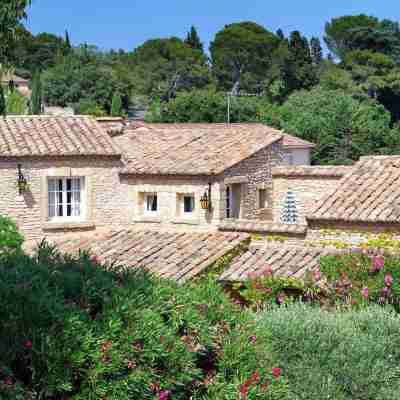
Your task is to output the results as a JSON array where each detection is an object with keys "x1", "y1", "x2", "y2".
[
  {"x1": 145, "y1": 194, "x2": 158, "y2": 213},
  {"x1": 258, "y1": 189, "x2": 268, "y2": 209},
  {"x1": 183, "y1": 195, "x2": 195, "y2": 214}
]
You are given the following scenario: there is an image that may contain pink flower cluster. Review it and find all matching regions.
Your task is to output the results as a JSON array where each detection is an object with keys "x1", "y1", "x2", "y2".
[{"x1": 238, "y1": 368, "x2": 282, "y2": 399}]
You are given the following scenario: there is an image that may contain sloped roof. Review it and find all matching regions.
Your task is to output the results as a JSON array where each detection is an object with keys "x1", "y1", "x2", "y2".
[
  {"x1": 219, "y1": 244, "x2": 344, "y2": 282},
  {"x1": 272, "y1": 165, "x2": 353, "y2": 178},
  {"x1": 282, "y1": 134, "x2": 315, "y2": 149},
  {"x1": 115, "y1": 123, "x2": 289, "y2": 175},
  {"x1": 309, "y1": 156, "x2": 400, "y2": 223},
  {"x1": 0, "y1": 116, "x2": 121, "y2": 157},
  {"x1": 47, "y1": 229, "x2": 249, "y2": 283},
  {"x1": 219, "y1": 219, "x2": 308, "y2": 235}
]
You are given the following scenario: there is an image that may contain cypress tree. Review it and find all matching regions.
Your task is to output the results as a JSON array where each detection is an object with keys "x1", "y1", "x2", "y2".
[
  {"x1": 310, "y1": 37, "x2": 323, "y2": 65},
  {"x1": 276, "y1": 28, "x2": 285, "y2": 40},
  {"x1": 184, "y1": 26, "x2": 204, "y2": 52},
  {"x1": 65, "y1": 30, "x2": 72, "y2": 49},
  {"x1": 111, "y1": 93, "x2": 122, "y2": 117},
  {"x1": 30, "y1": 72, "x2": 42, "y2": 115},
  {"x1": 0, "y1": 84, "x2": 6, "y2": 116}
]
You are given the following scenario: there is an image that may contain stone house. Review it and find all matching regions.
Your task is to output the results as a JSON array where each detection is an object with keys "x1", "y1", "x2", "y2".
[
  {"x1": 1, "y1": 73, "x2": 31, "y2": 97},
  {"x1": 0, "y1": 117, "x2": 314, "y2": 242}
]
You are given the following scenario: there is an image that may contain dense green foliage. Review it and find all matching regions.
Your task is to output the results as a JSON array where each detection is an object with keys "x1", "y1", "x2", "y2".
[
  {"x1": 261, "y1": 304, "x2": 400, "y2": 399},
  {"x1": 111, "y1": 93, "x2": 123, "y2": 117},
  {"x1": 30, "y1": 71, "x2": 42, "y2": 114},
  {"x1": 5, "y1": 87, "x2": 28, "y2": 114},
  {"x1": 0, "y1": 84, "x2": 6, "y2": 116},
  {"x1": 0, "y1": 243, "x2": 289, "y2": 399},
  {"x1": 0, "y1": 215, "x2": 24, "y2": 253}
]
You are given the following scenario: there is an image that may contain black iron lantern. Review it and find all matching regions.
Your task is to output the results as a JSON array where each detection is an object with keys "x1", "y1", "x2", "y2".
[
  {"x1": 200, "y1": 183, "x2": 212, "y2": 211},
  {"x1": 17, "y1": 164, "x2": 28, "y2": 195}
]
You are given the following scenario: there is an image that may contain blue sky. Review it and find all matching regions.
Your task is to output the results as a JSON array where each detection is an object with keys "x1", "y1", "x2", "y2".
[{"x1": 26, "y1": 0, "x2": 399, "y2": 52}]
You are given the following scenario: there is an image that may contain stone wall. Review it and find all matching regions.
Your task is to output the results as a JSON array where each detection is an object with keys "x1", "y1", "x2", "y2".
[
  {"x1": 220, "y1": 140, "x2": 285, "y2": 221},
  {"x1": 0, "y1": 157, "x2": 130, "y2": 241},
  {"x1": 272, "y1": 167, "x2": 351, "y2": 224}
]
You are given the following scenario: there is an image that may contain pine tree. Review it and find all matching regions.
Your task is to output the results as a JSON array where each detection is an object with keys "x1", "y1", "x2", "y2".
[
  {"x1": 184, "y1": 26, "x2": 203, "y2": 52},
  {"x1": 65, "y1": 30, "x2": 72, "y2": 49},
  {"x1": 281, "y1": 191, "x2": 298, "y2": 224},
  {"x1": 110, "y1": 93, "x2": 122, "y2": 117},
  {"x1": 0, "y1": 84, "x2": 6, "y2": 116},
  {"x1": 30, "y1": 72, "x2": 42, "y2": 115},
  {"x1": 276, "y1": 28, "x2": 285, "y2": 40},
  {"x1": 310, "y1": 37, "x2": 323, "y2": 65}
]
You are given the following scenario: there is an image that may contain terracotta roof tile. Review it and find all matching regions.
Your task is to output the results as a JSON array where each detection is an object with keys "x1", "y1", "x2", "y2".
[
  {"x1": 219, "y1": 219, "x2": 308, "y2": 235},
  {"x1": 49, "y1": 229, "x2": 250, "y2": 283},
  {"x1": 272, "y1": 166, "x2": 353, "y2": 178},
  {"x1": 309, "y1": 156, "x2": 400, "y2": 223},
  {"x1": 0, "y1": 116, "x2": 121, "y2": 157},
  {"x1": 219, "y1": 244, "x2": 346, "y2": 282},
  {"x1": 282, "y1": 134, "x2": 315, "y2": 149},
  {"x1": 115, "y1": 123, "x2": 284, "y2": 175}
]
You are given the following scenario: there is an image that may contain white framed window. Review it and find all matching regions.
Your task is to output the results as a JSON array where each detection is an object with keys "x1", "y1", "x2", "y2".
[
  {"x1": 48, "y1": 177, "x2": 85, "y2": 221},
  {"x1": 144, "y1": 193, "x2": 158, "y2": 214},
  {"x1": 183, "y1": 195, "x2": 195, "y2": 215}
]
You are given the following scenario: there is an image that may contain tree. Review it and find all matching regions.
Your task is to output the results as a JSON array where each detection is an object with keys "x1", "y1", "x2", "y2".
[
  {"x1": 6, "y1": 88, "x2": 28, "y2": 114},
  {"x1": 65, "y1": 30, "x2": 71, "y2": 50},
  {"x1": 310, "y1": 37, "x2": 323, "y2": 65},
  {"x1": 184, "y1": 26, "x2": 203, "y2": 52},
  {"x1": 210, "y1": 22, "x2": 280, "y2": 93},
  {"x1": 130, "y1": 37, "x2": 211, "y2": 101},
  {"x1": 0, "y1": 0, "x2": 31, "y2": 65},
  {"x1": 324, "y1": 15, "x2": 379, "y2": 60},
  {"x1": 30, "y1": 71, "x2": 42, "y2": 114},
  {"x1": 76, "y1": 98, "x2": 107, "y2": 117},
  {"x1": 0, "y1": 84, "x2": 6, "y2": 116},
  {"x1": 282, "y1": 31, "x2": 318, "y2": 95},
  {"x1": 276, "y1": 28, "x2": 285, "y2": 40},
  {"x1": 278, "y1": 87, "x2": 395, "y2": 164},
  {"x1": 111, "y1": 93, "x2": 122, "y2": 116}
]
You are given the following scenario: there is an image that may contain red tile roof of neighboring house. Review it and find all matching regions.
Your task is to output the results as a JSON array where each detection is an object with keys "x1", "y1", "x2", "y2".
[
  {"x1": 0, "y1": 116, "x2": 121, "y2": 157},
  {"x1": 219, "y1": 219, "x2": 308, "y2": 235},
  {"x1": 272, "y1": 165, "x2": 354, "y2": 178},
  {"x1": 309, "y1": 156, "x2": 400, "y2": 223},
  {"x1": 48, "y1": 229, "x2": 250, "y2": 283}
]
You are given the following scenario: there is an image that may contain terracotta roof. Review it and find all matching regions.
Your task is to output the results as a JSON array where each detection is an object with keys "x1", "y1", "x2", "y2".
[
  {"x1": 0, "y1": 116, "x2": 121, "y2": 157},
  {"x1": 1, "y1": 73, "x2": 29, "y2": 84},
  {"x1": 282, "y1": 135, "x2": 315, "y2": 149},
  {"x1": 219, "y1": 244, "x2": 344, "y2": 282},
  {"x1": 48, "y1": 229, "x2": 250, "y2": 283},
  {"x1": 272, "y1": 166, "x2": 353, "y2": 178},
  {"x1": 309, "y1": 156, "x2": 400, "y2": 223},
  {"x1": 219, "y1": 219, "x2": 308, "y2": 235},
  {"x1": 115, "y1": 123, "x2": 284, "y2": 175}
]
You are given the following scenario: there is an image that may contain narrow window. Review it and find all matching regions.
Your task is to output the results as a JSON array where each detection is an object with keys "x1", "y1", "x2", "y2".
[
  {"x1": 226, "y1": 186, "x2": 231, "y2": 218},
  {"x1": 145, "y1": 194, "x2": 158, "y2": 213},
  {"x1": 183, "y1": 195, "x2": 195, "y2": 214},
  {"x1": 48, "y1": 177, "x2": 83, "y2": 220},
  {"x1": 258, "y1": 189, "x2": 268, "y2": 209}
]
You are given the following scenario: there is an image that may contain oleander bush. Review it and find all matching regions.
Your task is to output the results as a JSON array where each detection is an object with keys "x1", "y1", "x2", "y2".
[
  {"x1": 0, "y1": 242, "x2": 288, "y2": 399},
  {"x1": 260, "y1": 304, "x2": 400, "y2": 399}
]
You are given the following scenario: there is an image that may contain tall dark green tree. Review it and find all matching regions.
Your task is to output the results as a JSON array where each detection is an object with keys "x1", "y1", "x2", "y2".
[
  {"x1": 282, "y1": 31, "x2": 317, "y2": 94},
  {"x1": 0, "y1": 84, "x2": 6, "y2": 116},
  {"x1": 310, "y1": 37, "x2": 323, "y2": 65},
  {"x1": 30, "y1": 72, "x2": 42, "y2": 114},
  {"x1": 65, "y1": 29, "x2": 72, "y2": 53},
  {"x1": 111, "y1": 93, "x2": 122, "y2": 116},
  {"x1": 184, "y1": 26, "x2": 203, "y2": 52},
  {"x1": 276, "y1": 28, "x2": 285, "y2": 40},
  {"x1": 210, "y1": 22, "x2": 280, "y2": 93}
]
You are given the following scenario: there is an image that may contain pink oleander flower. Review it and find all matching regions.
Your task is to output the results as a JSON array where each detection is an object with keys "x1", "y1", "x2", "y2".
[
  {"x1": 272, "y1": 368, "x2": 281, "y2": 379},
  {"x1": 249, "y1": 335, "x2": 257, "y2": 345},
  {"x1": 261, "y1": 266, "x2": 273, "y2": 277},
  {"x1": 385, "y1": 274, "x2": 393, "y2": 287},
  {"x1": 4, "y1": 376, "x2": 13, "y2": 386},
  {"x1": 251, "y1": 371, "x2": 260, "y2": 383},
  {"x1": 24, "y1": 340, "x2": 33, "y2": 349},
  {"x1": 371, "y1": 255, "x2": 385, "y2": 273},
  {"x1": 361, "y1": 287, "x2": 369, "y2": 299},
  {"x1": 313, "y1": 268, "x2": 322, "y2": 281},
  {"x1": 276, "y1": 293, "x2": 285, "y2": 305},
  {"x1": 158, "y1": 390, "x2": 171, "y2": 400}
]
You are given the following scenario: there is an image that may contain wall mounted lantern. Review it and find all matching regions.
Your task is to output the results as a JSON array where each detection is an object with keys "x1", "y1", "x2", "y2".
[
  {"x1": 200, "y1": 183, "x2": 212, "y2": 211},
  {"x1": 17, "y1": 164, "x2": 28, "y2": 195}
]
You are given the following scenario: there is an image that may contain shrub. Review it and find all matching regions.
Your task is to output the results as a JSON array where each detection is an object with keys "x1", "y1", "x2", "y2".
[
  {"x1": 0, "y1": 215, "x2": 24, "y2": 253},
  {"x1": 0, "y1": 243, "x2": 287, "y2": 399},
  {"x1": 260, "y1": 304, "x2": 400, "y2": 399}
]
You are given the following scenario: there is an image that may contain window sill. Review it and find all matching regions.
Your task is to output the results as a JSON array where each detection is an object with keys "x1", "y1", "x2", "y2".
[
  {"x1": 171, "y1": 218, "x2": 200, "y2": 226},
  {"x1": 133, "y1": 216, "x2": 162, "y2": 223},
  {"x1": 42, "y1": 221, "x2": 95, "y2": 231}
]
